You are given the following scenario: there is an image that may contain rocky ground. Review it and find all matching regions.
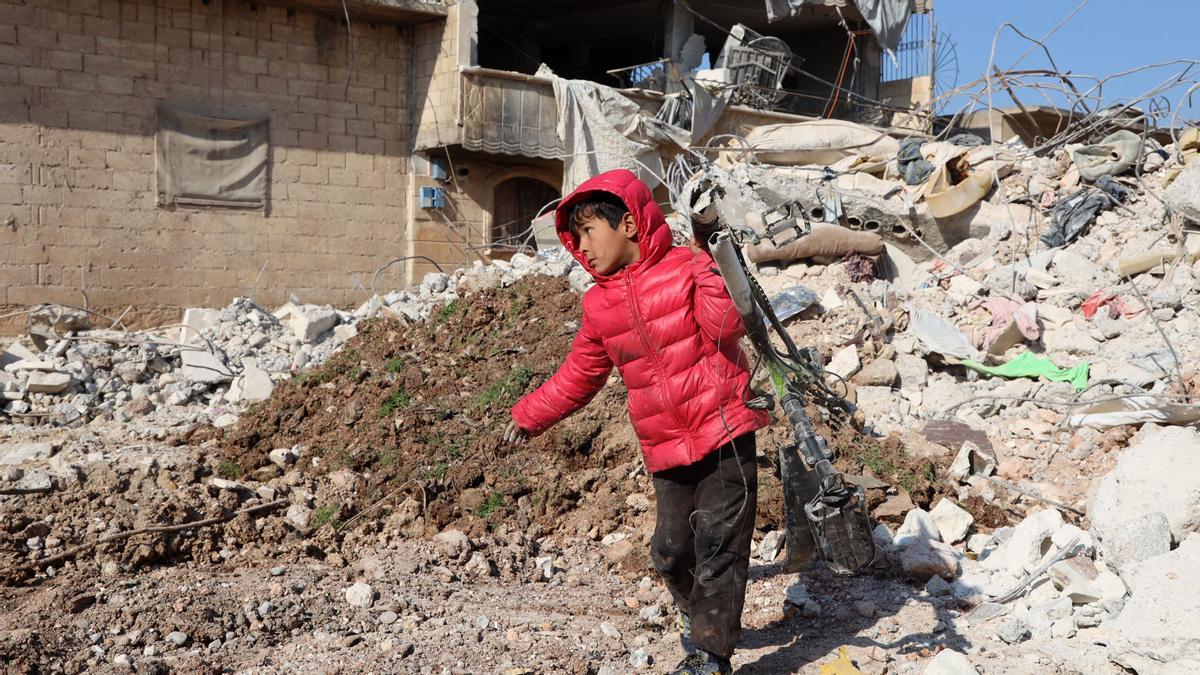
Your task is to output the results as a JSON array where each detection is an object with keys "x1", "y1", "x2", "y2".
[{"x1": 5, "y1": 118, "x2": 1200, "y2": 673}]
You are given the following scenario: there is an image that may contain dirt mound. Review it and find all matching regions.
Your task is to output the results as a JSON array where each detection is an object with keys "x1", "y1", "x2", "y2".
[
  {"x1": 216, "y1": 277, "x2": 648, "y2": 541},
  {"x1": 213, "y1": 276, "x2": 949, "y2": 547}
]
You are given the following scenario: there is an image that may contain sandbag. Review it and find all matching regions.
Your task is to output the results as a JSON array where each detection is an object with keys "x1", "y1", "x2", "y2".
[
  {"x1": 747, "y1": 223, "x2": 885, "y2": 263},
  {"x1": 744, "y1": 120, "x2": 900, "y2": 166},
  {"x1": 1070, "y1": 129, "x2": 1141, "y2": 181}
]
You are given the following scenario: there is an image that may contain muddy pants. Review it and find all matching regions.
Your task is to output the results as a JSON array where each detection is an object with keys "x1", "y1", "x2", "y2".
[{"x1": 650, "y1": 432, "x2": 757, "y2": 660}]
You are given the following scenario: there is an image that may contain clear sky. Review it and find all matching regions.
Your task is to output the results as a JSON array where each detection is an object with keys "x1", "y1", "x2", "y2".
[{"x1": 928, "y1": 0, "x2": 1200, "y2": 121}]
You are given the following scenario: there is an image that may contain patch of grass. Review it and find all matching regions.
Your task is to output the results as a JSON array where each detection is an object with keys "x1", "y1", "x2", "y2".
[
  {"x1": 379, "y1": 447, "x2": 400, "y2": 468},
  {"x1": 859, "y1": 445, "x2": 924, "y2": 494},
  {"x1": 476, "y1": 490, "x2": 504, "y2": 518},
  {"x1": 471, "y1": 365, "x2": 534, "y2": 414},
  {"x1": 329, "y1": 448, "x2": 354, "y2": 470},
  {"x1": 421, "y1": 459, "x2": 450, "y2": 482},
  {"x1": 292, "y1": 369, "x2": 333, "y2": 386},
  {"x1": 312, "y1": 504, "x2": 341, "y2": 529},
  {"x1": 509, "y1": 292, "x2": 531, "y2": 317},
  {"x1": 435, "y1": 299, "x2": 461, "y2": 324},
  {"x1": 378, "y1": 387, "x2": 412, "y2": 417},
  {"x1": 385, "y1": 357, "x2": 404, "y2": 374},
  {"x1": 216, "y1": 459, "x2": 242, "y2": 480}
]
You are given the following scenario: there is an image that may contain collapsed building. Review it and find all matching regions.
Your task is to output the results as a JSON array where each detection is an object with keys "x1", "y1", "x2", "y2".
[{"x1": 0, "y1": 0, "x2": 936, "y2": 333}]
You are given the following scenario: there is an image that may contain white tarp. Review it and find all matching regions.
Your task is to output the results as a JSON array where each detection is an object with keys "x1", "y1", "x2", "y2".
[
  {"x1": 764, "y1": 0, "x2": 914, "y2": 55},
  {"x1": 155, "y1": 105, "x2": 268, "y2": 208},
  {"x1": 551, "y1": 77, "x2": 687, "y2": 193}
]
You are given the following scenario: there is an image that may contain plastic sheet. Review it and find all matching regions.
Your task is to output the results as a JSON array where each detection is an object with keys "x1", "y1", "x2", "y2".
[
  {"x1": 770, "y1": 285, "x2": 819, "y2": 321},
  {"x1": 963, "y1": 352, "x2": 1090, "y2": 392}
]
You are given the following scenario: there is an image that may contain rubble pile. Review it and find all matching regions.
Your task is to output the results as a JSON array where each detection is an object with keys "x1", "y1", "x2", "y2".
[
  {"x1": 0, "y1": 249, "x2": 582, "y2": 432},
  {"x1": 0, "y1": 301, "x2": 353, "y2": 430}
]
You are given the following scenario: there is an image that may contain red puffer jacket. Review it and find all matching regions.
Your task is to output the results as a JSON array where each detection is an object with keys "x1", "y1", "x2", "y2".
[{"x1": 511, "y1": 169, "x2": 769, "y2": 473}]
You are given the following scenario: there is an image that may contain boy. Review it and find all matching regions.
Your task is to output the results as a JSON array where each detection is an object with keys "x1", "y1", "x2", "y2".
[{"x1": 504, "y1": 169, "x2": 770, "y2": 674}]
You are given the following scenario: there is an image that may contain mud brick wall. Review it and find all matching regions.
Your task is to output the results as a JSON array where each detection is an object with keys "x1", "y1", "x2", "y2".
[{"x1": 0, "y1": 0, "x2": 416, "y2": 334}]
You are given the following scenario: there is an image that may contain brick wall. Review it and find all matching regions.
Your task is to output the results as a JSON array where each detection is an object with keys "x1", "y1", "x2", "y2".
[{"x1": 0, "y1": 0, "x2": 417, "y2": 334}]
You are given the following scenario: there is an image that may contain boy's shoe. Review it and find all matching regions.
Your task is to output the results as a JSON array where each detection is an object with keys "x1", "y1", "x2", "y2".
[
  {"x1": 676, "y1": 612, "x2": 696, "y2": 655},
  {"x1": 669, "y1": 649, "x2": 732, "y2": 675}
]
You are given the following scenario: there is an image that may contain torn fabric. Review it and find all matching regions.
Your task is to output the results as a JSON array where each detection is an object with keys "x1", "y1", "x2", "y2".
[
  {"x1": 552, "y1": 77, "x2": 685, "y2": 193},
  {"x1": 963, "y1": 352, "x2": 1090, "y2": 392},
  {"x1": 155, "y1": 105, "x2": 268, "y2": 208},
  {"x1": 1070, "y1": 129, "x2": 1141, "y2": 182},
  {"x1": 1040, "y1": 176, "x2": 1128, "y2": 248},
  {"x1": 1068, "y1": 395, "x2": 1200, "y2": 430},
  {"x1": 907, "y1": 305, "x2": 980, "y2": 361},
  {"x1": 765, "y1": 0, "x2": 914, "y2": 54},
  {"x1": 970, "y1": 297, "x2": 1039, "y2": 350}
]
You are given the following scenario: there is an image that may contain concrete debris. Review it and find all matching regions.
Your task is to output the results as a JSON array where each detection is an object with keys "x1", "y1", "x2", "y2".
[
  {"x1": 344, "y1": 582, "x2": 375, "y2": 609},
  {"x1": 982, "y1": 508, "x2": 1064, "y2": 577},
  {"x1": 756, "y1": 530, "x2": 785, "y2": 563},
  {"x1": 922, "y1": 649, "x2": 976, "y2": 675},
  {"x1": 1108, "y1": 534, "x2": 1200, "y2": 673},
  {"x1": 929, "y1": 498, "x2": 974, "y2": 544},
  {"x1": 1, "y1": 248, "x2": 583, "y2": 428},
  {"x1": 1088, "y1": 426, "x2": 1200, "y2": 566},
  {"x1": 3, "y1": 32, "x2": 1200, "y2": 674}
]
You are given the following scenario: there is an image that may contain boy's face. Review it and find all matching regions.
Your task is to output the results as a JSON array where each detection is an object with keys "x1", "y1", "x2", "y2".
[{"x1": 576, "y1": 212, "x2": 641, "y2": 276}]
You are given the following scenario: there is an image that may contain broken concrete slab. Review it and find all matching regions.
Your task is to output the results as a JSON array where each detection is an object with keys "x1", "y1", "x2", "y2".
[
  {"x1": 1, "y1": 468, "x2": 53, "y2": 493},
  {"x1": 1163, "y1": 158, "x2": 1200, "y2": 223},
  {"x1": 4, "y1": 358, "x2": 56, "y2": 373},
  {"x1": 0, "y1": 341, "x2": 39, "y2": 371},
  {"x1": 948, "y1": 440, "x2": 997, "y2": 482},
  {"x1": 180, "y1": 348, "x2": 235, "y2": 384},
  {"x1": 827, "y1": 346, "x2": 860, "y2": 379},
  {"x1": 179, "y1": 308, "x2": 219, "y2": 344},
  {"x1": 275, "y1": 303, "x2": 340, "y2": 344},
  {"x1": 27, "y1": 304, "x2": 91, "y2": 351},
  {"x1": 0, "y1": 442, "x2": 56, "y2": 465},
  {"x1": 1099, "y1": 511, "x2": 1172, "y2": 571},
  {"x1": 228, "y1": 357, "x2": 274, "y2": 404},
  {"x1": 25, "y1": 371, "x2": 72, "y2": 394},
  {"x1": 852, "y1": 358, "x2": 898, "y2": 387},
  {"x1": 929, "y1": 498, "x2": 974, "y2": 544},
  {"x1": 895, "y1": 353, "x2": 929, "y2": 390},
  {"x1": 1089, "y1": 426, "x2": 1200, "y2": 559},
  {"x1": 1108, "y1": 534, "x2": 1200, "y2": 673},
  {"x1": 982, "y1": 508, "x2": 1063, "y2": 577}
]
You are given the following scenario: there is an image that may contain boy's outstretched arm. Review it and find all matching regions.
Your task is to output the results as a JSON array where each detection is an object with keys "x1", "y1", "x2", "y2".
[
  {"x1": 690, "y1": 250, "x2": 747, "y2": 347},
  {"x1": 511, "y1": 312, "x2": 612, "y2": 436}
]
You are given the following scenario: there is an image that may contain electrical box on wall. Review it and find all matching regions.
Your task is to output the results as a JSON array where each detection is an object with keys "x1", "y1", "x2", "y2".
[{"x1": 419, "y1": 186, "x2": 447, "y2": 209}]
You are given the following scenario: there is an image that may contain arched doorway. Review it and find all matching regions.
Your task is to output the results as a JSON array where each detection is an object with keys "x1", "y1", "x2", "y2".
[{"x1": 490, "y1": 177, "x2": 559, "y2": 256}]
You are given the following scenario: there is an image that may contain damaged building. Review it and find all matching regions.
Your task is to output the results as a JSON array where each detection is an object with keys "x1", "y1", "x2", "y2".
[{"x1": 0, "y1": 0, "x2": 934, "y2": 331}]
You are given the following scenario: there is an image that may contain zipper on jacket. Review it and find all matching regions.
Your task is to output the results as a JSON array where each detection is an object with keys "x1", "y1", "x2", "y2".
[{"x1": 624, "y1": 270, "x2": 692, "y2": 453}]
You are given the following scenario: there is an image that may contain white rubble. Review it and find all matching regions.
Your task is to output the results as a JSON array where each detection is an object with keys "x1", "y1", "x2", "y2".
[
  {"x1": 929, "y1": 498, "x2": 974, "y2": 544},
  {"x1": 1108, "y1": 534, "x2": 1200, "y2": 673},
  {"x1": 922, "y1": 649, "x2": 976, "y2": 675},
  {"x1": 1089, "y1": 426, "x2": 1200, "y2": 568}
]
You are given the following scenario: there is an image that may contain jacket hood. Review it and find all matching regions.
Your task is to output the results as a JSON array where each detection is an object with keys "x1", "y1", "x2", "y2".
[{"x1": 555, "y1": 169, "x2": 673, "y2": 282}]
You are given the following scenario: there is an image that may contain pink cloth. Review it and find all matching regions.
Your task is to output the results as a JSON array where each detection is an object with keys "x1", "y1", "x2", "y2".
[{"x1": 970, "y1": 296, "x2": 1040, "y2": 349}]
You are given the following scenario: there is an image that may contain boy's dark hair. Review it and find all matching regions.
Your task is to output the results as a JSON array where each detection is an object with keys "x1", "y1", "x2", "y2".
[{"x1": 568, "y1": 193, "x2": 629, "y2": 235}]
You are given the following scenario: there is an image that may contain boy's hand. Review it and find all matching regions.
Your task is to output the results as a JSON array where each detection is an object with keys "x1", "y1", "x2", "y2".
[{"x1": 503, "y1": 420, "x2": 529, "y2": 446}]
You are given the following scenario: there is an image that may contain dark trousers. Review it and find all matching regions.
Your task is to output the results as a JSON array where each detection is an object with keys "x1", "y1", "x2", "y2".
[{"x1": 650, "y1": 433, "x2": 757, "y2": 660}]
